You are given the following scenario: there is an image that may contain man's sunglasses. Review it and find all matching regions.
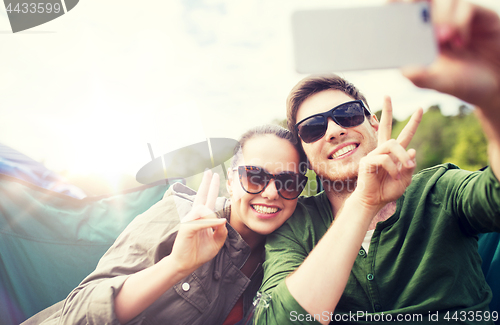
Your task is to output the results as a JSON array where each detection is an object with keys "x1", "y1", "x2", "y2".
[
  {"x1": 235, "y1": 166, "x2": 308, "y2": 200},
  {"x1": 295, "y1": 100, "x2": 371, "y2": 143}
]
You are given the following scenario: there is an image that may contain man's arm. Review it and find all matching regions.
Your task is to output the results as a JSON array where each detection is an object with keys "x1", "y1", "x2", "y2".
[
  {"x1": 282, "y1": 194, "x2": 386, "y2": 324},
  {"x1": 258, "y1": 213, "x2": 318, "y2": 325},
  {"x1": 285, "y1": 100, "x2": 421, "y2": 324},
  {"x1": 402, "y1": 0, "x2": 500, "y2": 178},
  {"x1": 257, "y1": 195, "x2": 382, "y2": 325},
  {"x1": 257, "y1": 99, "x2": 422, "y2": 325}
]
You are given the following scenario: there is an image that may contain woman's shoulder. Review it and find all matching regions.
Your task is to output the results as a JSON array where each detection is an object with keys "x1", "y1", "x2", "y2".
[{"x1": 164, "y1": 182, "x2": 197, "y2": 200}]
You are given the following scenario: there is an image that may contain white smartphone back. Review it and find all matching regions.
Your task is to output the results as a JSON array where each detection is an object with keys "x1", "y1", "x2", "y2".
[{"x1": 292, "y1": 2, "x2": 438, "y2": 73}]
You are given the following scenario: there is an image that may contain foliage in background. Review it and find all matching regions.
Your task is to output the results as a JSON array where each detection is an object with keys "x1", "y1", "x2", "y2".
[
  {"x1": 302, "y1": 169, "x2": 320, "y2": 196},
  {"x1": 443, "y1": 110, "x2": 488, "y2": 171},
  {"x1": 389, "y1": 105, "x2": 487, "y2": 172}
]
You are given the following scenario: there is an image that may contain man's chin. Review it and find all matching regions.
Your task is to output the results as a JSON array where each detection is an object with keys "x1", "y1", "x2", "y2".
[
  {"x1": 315, "y1": 163, "x2": 359, "y2": 182},
  {"x1": 319, "y1": 173, "x2": 358, "y2": 183},
  {"x1": 317, "y1": 172, "x2": 358, "y2": 192}
]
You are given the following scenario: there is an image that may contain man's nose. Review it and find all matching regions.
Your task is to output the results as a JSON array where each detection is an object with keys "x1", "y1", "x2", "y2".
[{"x1": 323, "y1": 118, "x2": 347, "y2": 141}]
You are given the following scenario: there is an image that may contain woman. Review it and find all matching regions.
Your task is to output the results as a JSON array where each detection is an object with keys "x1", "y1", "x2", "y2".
[{"x1": 29, "y1": 125, "x2": 308, "y2": 325}]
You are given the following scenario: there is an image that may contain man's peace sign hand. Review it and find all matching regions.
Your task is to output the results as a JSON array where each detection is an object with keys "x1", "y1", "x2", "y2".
[{"x1": 354, "y1": 97, "x2": 423, "y2": 211}]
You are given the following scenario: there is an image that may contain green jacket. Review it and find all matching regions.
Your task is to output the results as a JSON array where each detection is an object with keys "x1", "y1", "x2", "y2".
[{"x1": 259, "y1": 164, "x2": 500, "y2": 324}]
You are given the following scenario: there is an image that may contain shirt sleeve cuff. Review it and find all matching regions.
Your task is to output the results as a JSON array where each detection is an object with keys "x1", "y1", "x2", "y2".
[
  {"x1": 268, "y1": 281, "x2": 323, "y2": 325},
  {"x1": 86, "y1": 275, "x2": 144, "y2": 325}
]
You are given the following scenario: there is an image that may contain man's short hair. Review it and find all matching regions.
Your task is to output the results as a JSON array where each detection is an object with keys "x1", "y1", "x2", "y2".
[{"x1": 286, "y1": 74, "x2": 371, "y2": 145}]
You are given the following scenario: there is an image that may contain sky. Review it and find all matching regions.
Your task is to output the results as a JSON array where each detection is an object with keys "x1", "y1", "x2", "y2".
[{"x1": 1, "y1": 0, "x2": 499, "y2": 189}]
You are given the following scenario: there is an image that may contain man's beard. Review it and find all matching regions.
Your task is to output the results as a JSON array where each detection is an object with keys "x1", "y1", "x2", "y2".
[{"x1": 312, "y1": 160, "x2": 359, "y2": 194}]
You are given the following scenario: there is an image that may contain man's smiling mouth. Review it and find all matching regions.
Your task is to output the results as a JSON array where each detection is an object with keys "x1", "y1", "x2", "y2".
[{"x1": 330, "y1": 144, "x2": 358, "y2": 159}]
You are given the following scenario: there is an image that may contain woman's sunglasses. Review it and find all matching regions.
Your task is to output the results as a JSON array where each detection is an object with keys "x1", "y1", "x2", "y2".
[
  {"x1": 295, "y1": 100, "x2": 371, "y2": 143},
  {"x1": 235, "y1": 166, "x2": 308, "y2": 200}
]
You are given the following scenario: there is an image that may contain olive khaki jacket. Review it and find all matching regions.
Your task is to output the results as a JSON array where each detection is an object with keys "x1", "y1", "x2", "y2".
[{"x1": 23, "y1": 182, "x2": 263, "y2": 325}]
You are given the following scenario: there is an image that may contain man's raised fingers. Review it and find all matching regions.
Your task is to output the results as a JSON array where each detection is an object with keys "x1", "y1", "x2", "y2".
[
  {"x1": 396, "y1": 107, "x2": 423, "y2": 148},
  {"x1": 378, "y1": 96, "x2": 393, "y2": 144},
  {"x1": 361, "y1": 154, "x2": 400, "y2": 180},
  {"x1": 369, "y1": 139, "x2": 415, "y2": 169}
]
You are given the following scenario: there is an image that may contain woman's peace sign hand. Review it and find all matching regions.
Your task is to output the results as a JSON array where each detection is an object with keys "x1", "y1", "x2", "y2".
[{"x1": 169, "y1": 170, "x2": 228, "y2": 274}]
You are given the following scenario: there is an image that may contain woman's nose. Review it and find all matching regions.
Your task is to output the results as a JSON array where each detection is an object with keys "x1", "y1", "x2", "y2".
[{"x1": 261, "y1": 179, "x2": 280, "y2": 200}]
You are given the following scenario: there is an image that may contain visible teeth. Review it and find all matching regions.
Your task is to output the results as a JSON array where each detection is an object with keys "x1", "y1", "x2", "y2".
[
  {"x1": 331, "y1": 144, "x2": 357, "y2": 159},
  {"x1": 252, "y1": 205, "x2": 279, "y2": 214}
]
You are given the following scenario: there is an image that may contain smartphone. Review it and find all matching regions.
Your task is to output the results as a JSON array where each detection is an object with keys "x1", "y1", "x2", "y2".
[{"x1": 291, "y1": 2, "x2": 438, "y2": 73}]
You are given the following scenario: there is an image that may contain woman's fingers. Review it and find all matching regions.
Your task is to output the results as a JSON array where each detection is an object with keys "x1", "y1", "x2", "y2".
[
  {"x1": 193, "y1": 170, "x2": 220, "y2": 212},
  {"x1": 193, "y1": 170, "x2": 213, "y2": 207},
  {"x1": 205, "y1": 173, "x2": 219, "y2": 211},
  {"x1": 212, "y1": 221, "x2": 229, "y2": 247},
  {"x1": 378, "y1": 96, "x2": 393, "y2": 144},
  {"x1": 181, "y1": 204, "x2": 218, "y2": 223},
  {"x1": 182, "y1": 216, "x2": 227, "y2": 231},
  {"x1": 181, "y1": 215, "x2": 227, "y2": 249},
  {"x1": 396, "y1": 107, "x2": 423, "y2": 148}
]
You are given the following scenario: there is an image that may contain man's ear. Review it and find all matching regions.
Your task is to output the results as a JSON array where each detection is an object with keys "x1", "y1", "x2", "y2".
[
  {"x1": 369, "y1": 114, "x2": 379, "y2": 132},
  {"x1": 226, "y1": 167, "x2": 234, "y2": 196}
]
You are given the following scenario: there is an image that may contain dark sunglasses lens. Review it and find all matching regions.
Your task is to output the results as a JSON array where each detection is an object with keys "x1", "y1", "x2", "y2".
[
  {"x1": 298, "y1": 116, "x2": 327, "y2": 143},
  {"x1": 239, "y1": 166, "x2": 267, "y2": 193},
  {"x1": 333, "y1": 102, "x2": 365, "y2": 128},
  {"x1": 275, "y1": 173, "x2": 307, "y2": 199}
]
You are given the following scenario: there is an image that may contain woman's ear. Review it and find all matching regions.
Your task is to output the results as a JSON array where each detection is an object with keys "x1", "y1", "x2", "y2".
[{"x1": 226, "y1": 167, "x2": 234, "y2": 196}]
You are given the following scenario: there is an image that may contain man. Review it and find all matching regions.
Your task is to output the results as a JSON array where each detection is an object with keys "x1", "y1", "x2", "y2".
[{"x1": 257, "y1": 0, "x2": 500, "y2": 324}]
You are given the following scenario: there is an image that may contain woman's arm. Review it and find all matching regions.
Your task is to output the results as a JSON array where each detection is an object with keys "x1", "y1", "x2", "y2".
[{"x1": 114, "y1": 171, "x2": 227, "y2": 324}]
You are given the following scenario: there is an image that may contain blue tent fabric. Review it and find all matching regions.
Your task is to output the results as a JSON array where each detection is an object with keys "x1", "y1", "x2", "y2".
[
  {"x1": 0, "y1": 142, "x2": 86, "y2": 199},
  {"x1": 0, "y1": 174, "x2": 183, "y2": 325},
  {"x1": 478, "y1": 232, "x2": 500, "y2": 324}
]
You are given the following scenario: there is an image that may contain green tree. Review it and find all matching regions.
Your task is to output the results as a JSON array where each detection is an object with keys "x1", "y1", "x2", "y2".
[
  {"x1": 392, "y1": 105, "x2": 458, "y2": 172},
  {"x1": 443, "y1": 112, "x2": 488, "y2": 171}
]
